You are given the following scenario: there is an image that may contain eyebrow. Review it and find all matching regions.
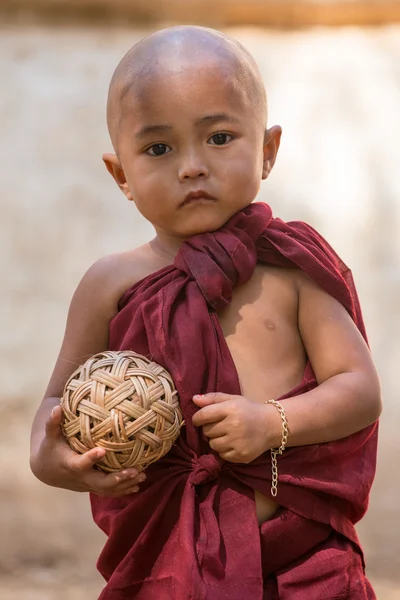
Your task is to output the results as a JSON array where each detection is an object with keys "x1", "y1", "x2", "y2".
[
  {"x1": 135, "y1": 124, "x2": 172, "y2": 140},
  {"x1": 195, "y1": 113, "x2": 240, "y2": 127},
  {"x1": 135, "y1": 113, "x2": 240, "y2": 140}
]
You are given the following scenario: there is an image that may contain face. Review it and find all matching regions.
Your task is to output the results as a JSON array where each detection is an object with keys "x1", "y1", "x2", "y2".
[{"x1": 104, "y1": 60, "x2": 281, "y2": 241}]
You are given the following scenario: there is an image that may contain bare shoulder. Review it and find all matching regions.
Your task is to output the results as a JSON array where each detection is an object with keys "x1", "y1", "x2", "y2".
[
  {"x1": 292, "y1": 268, "x2": 347, "y2": 314},
  {"x1": 293, "y1": 267, "x2": 377, "y2": 384},
  {"x1": 256, "y1": 264, "x2": 325, "y2": 305},
  {"x1": 290, "y1": 268, "x2": 351, "y2": 327},
  {"x1": 287, "y1": 267, "x2": 339, "y2": 304},
  {"x1": 80, "y1": 242, "x2": 157, "y2": 316},
  {"x1": 44, "y1": 242, "x2": 159, "y2": 399}
]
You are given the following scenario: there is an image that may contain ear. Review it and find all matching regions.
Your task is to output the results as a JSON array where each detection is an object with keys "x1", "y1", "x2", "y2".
[
  {"x1": 102, "y1": 153, "x2": 134, "y2": 201},
  {"x1": 262, "y1": 125, "x2": 282, "y2": 180}
]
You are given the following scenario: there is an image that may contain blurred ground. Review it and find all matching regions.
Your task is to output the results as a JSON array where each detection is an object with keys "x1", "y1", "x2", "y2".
[{"x1": 1, "y1": 24, "x2": 399, "y2": 599}]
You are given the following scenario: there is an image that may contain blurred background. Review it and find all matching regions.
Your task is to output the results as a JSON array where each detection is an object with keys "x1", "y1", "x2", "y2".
[{"x1": 1, "y1": 1, "x2": 400, "y2": 598}]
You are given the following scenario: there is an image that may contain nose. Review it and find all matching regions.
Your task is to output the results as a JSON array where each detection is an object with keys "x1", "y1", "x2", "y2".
[{"x1": 178, "y1": 150, "x2": 209, "y2": 182}]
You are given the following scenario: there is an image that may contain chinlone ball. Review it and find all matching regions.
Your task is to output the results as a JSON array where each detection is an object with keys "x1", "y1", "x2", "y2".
[{"x1": 60, "y1": 351, "x2": 183, "y2": 472}]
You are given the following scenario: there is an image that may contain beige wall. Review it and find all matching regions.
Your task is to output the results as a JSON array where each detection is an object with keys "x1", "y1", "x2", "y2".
[{"x1": 1, "y1": 23, "x2": 399, "y2": 598}]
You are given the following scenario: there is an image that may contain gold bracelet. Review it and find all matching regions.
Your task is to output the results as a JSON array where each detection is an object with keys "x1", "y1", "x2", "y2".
[{"x1": 265, "y1": 399, "x2": 289, "y2": 497}]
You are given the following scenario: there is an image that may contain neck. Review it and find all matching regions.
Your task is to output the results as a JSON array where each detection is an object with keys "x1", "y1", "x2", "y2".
[{"x1": 150, "y1": 232, "x2": 187, "y2": 262}]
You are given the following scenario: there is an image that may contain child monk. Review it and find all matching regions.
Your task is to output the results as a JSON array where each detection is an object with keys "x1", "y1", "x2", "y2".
[{"x1": 30, "y1": 26, "x2": 381, "y2": 599}]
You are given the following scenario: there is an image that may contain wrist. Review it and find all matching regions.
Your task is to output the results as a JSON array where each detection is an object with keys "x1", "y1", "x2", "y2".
[
  {"x1": 263, "y1": 401, "x2": 287, "y2": 450},
  {"x1": 264, "y1": 399, "x2": 290, "y2": 497}
]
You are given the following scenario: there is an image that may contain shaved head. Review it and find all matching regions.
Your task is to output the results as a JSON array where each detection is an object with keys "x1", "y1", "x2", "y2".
[{"x1": 106, "y1": 26, "x2": 267, "y2": 153}]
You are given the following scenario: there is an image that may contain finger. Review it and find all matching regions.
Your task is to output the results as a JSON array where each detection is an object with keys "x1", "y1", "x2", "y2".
[
  {"x1": 68, "y1": 447, "x2": 107, "y2": 472},
  {"x1": 122, "y1": 486, "x2": 140, "y2": 496},
  {"x1": 208, "y1": 436, "x2": 232, "y2": 453},
  {"x1": 192, "y1": 404, "x2": 229, "y2": 427},
  {"x1": 44, "y1": 405, "x2": 63, "y2": 440},
  {"x1": 113, "y1": 470, "x2": 146, "y2": 487},
  {"x1": 89, "y1": 484, "x2": 141, "y2": 498},
  {"x1": 93, "y1": 468, "x2": 144, "y2": 488},
  {"x1": 202, "y1": 422, "x2": 228, "y2": 439},
  {"x1": 87, "y1": 469, "x2": 145, "y2": 495},
  {"x1": 112, "y1": 485, "x2": 141, "y2": 498},
  {"x1": 192, "y1": 393, "x2": 235, "y2": 406},
  {"x1": 219, "y1": 450, "x2": 239, "y2": 463}
]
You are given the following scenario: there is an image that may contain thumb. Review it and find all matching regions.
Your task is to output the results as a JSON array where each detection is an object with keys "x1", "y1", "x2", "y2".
[
  {"x1": 44, "y1": 405, "x2": 63, "y2": 439},
  {"x1": 192, "y1": 392, "x2": 233, "y2": 406},
  {"x1": 69, "y1": 446, "x2": 107, "y2": 472}
]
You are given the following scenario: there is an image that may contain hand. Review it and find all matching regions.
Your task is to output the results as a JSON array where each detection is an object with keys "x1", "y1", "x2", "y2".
[
  {"x1": 31, "y1": 405, "x2": 146, "y2": 497},
  {"x1": 192, "y1": 393, "x2": 271, "y2": 463}
]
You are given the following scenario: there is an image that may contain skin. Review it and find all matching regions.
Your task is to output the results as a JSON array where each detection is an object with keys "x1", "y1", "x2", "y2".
[
  {"x1": 104, "y1": 26, "x2": 273, "y2": 241},
  {"x1": 30, "y1": 27, "x2": 381, "y2": 521}
]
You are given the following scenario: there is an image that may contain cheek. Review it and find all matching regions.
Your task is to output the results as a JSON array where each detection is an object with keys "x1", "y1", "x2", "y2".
[
  {"x1": 225, "y1": 139, "x2": 263, "y2": 177},
  {"x1": 126, "y1": 169, "x2": 168, "y2": 213},
  {"x1": 222, "y1": 152, "x2": 262, "y2": 196}
]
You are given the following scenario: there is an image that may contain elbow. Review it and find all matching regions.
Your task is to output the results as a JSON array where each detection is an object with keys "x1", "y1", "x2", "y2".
[
  {"x1": 29, "y1": 453, "x2": 46, "y2": 484},
  {"x1": 365, "y1": 395, "x2": 382, "y2": 426},
  {"x1": 345, "y1": 369, "x2": 382, "y2": 428},
  {"x1": 29, "y1": 454, "x2": 41, "y2": 481},
  {"x1": 370, "y1": 392, "x2": 383, "y2": 424},
  {"x1": 363, "y1": 374, "x2": 383, "y2": 426}
]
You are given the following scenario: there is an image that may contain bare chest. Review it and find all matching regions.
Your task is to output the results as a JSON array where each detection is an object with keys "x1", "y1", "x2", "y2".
[
  {"x1": 217, "y1": 265, "x2": 306, "y2": 523},
  {"x1": 217, "y1": 265, "x2": 306, "y2": 404}
]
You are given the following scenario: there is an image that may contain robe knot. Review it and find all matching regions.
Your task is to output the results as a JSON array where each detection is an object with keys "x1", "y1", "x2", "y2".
[{"x1": 189, "y1": 453, "x2": 222, "y2": 486}]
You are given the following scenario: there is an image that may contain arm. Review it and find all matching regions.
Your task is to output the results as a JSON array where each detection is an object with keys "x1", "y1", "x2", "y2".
[
  {"x1": 30, "y1": 256, "x2": 146, "y2": 495},
  {"x1": 192, "y1": 273, "x2": 382, "y2": 463},
  {"x1": 266, "y1": 272, "x2": 382, "y2": 448}
]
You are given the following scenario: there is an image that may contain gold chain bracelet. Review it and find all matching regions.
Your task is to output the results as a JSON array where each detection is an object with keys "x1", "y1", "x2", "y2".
[{"x1": 265, "y1": 399, "x2": 289, "y2": 497}]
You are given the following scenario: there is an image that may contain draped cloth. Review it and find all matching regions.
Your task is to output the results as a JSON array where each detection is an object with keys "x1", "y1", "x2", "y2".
[{"x1": 91, "y1": 203, "x2": 378, "y2": 600}]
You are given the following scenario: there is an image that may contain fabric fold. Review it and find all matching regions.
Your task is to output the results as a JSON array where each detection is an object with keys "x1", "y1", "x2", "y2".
[{"x1": 91, "y1": 202, "x2": 377, "y2": 599}]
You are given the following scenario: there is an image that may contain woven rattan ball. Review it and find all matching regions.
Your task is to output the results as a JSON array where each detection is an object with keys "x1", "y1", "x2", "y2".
[{"x1": 60, "y1": 351, "x2": 183, "y2": 472}]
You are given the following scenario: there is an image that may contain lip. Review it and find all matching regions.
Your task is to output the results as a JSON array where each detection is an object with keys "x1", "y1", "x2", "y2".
[{"x1": 181, "y1": 190, "x2": 215, "y2": 206}]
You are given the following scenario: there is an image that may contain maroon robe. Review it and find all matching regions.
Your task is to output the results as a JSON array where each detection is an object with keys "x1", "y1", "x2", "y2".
[{"x1": 91, "y1": 203, "x2": 378, "y2": 599}]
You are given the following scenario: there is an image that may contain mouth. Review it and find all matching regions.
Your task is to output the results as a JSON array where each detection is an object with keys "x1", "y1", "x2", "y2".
[{"x1": 181, "y1": 190, "x2": 216, "y2": 206}]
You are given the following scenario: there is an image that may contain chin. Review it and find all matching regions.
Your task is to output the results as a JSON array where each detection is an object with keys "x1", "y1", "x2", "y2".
[
  {"x1": 181, "y1": 205, "x2": 248, "y2": 237},
  {"x1": 180, "y1": 219, "x2": 228, "y2": 238}
]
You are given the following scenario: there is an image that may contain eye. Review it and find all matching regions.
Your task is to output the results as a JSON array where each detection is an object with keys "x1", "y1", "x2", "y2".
[
  {"x1": 146, "y1": 143, "x2": 171, "y2": 156},
  {"x1": 208, "y1": 133, "x2": 233, "y2": 146}
]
